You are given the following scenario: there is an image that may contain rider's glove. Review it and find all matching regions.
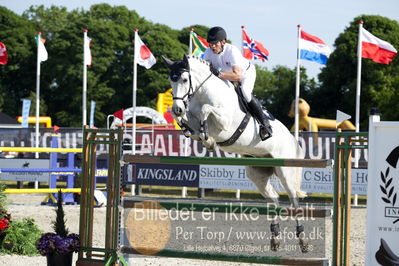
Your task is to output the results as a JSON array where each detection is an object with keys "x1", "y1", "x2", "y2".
[{"x1": 210, "y1": 64, "x2": 221, "y2": 77}]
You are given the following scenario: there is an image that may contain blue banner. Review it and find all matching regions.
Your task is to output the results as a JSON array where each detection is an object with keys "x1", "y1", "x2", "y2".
[
  {"x1": 89, "y1": 100, "x2": 96, "y2": 128},
  {"x1": 21, "y1": 99, "x2": 31, "y2": 128},
  {"x1": 124, "y1": 163, "x2": 200, "y2": 187}
]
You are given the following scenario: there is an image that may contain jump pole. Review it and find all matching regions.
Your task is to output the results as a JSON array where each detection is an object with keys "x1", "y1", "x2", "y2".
[
  {"x1": 121, "y1": 246, "x2": 328, "y2": 265},
  {"x1": 0, "y1": 147, "x2": 82, "y2": 153},
  {"x1": 123, "y1": 155, "x2": 332, "y2": 168},
  {"x1": 4, "y1": 188, "x2": 81, "y2": 193}
]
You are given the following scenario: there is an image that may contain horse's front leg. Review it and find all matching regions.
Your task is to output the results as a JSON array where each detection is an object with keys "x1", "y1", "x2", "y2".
[{"x1": 198, "y1": 104, "x2": 230, "y2": 141}]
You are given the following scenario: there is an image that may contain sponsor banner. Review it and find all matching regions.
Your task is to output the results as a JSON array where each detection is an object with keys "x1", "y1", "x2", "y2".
[
  {"x1": 300, "y1": 168, "x2": 367, "y2": 195},
  {"x1": 0, "y1": 158, "x2": 50, "y2": 182},
  {"x1": 199, "y1": 165, "x2": 367, "y2": 195},
  {"x1": 124, "y1": 163, "x2": 199, "y2": 187},
  {"x1": 366, "y1": 118, "x2": 399, "y2": 265},
  {"x1": 199, "y1": 165, "x2": 257, "y2": 190}
]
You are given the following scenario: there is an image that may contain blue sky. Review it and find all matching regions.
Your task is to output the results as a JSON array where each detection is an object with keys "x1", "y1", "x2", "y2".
[{"x1": 3, "y1": 0, "x2": 399, "y2": 79}]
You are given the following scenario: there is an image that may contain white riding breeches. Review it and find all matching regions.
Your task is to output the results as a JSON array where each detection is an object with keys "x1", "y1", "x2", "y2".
[{"x1": 241, "y1": 64, "x2": 256, "y2": 102}]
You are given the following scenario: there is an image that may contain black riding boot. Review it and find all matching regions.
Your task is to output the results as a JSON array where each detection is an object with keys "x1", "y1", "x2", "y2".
[{"x1": 248, "y1": 97, "x2": 272, "y2": 141}]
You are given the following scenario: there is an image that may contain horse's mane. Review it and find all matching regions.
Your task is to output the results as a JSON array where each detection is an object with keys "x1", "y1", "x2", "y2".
[{"x1": 187, "y1": 55, "x2": 211, "y2": 74}]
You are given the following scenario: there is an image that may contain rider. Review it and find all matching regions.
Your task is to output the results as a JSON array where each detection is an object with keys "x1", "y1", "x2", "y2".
[{"x1": 203, "y1": 26, "x2": 272, "y2": 141}]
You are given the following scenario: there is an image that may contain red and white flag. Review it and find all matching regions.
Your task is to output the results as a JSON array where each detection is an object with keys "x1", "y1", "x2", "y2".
[
  {"x1": 0, "y1": 42, "x2": 8, "y2": 65},
  {"x1": 134, "y1": 32, "x2": 156, "y2": 69},
  {"x1": 84, "y1": 31, "x2": 92, "y2": 66},
  {"x1": 113, "y1": 109, "x2": 124, "y2": 121},
  {"x1": 360, "y1": 27, "x2": 397, "y2": 64}
]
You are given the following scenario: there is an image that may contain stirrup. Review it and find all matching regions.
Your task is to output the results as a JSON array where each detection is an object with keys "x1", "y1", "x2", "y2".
[{"x1": 259, "y1": 125, "x2": 272, "y2": 141}]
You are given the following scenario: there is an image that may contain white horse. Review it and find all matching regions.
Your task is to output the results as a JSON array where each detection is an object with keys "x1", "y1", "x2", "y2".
[{"x1": 163, "y1": 55, "x2": 308, "y2": 252}]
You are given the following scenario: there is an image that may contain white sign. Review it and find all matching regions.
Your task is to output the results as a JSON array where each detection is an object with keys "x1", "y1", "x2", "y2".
[
  {"x1": 199, "y1": 165, "x2": 368, "y2": 195},
  {"x1": 366, "y1": 116, "x2": 399, "y2": 265},
  {"x1": 199, "y1": 165, "x2": 257, "y2": 190},
  {"x1": 0, "y1": 158, "x2": 50, "y2": 182}
]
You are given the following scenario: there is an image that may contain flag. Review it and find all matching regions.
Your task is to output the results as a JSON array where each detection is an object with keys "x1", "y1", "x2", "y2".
[
  {"x1": 242, "y1": 27, "x2": 269, "y2": 61},
  {"x1": 299, "y1": 30, "x2": 331, "y2": 65},
  {"x1": 35, "y1": 34, "x2": 48, "y2": 62},
  {"x1": 114, "y1": 109, "x2": 124, "y2": 121},
  {"x1": 360, "y1": 27, "x2": 397, "y2": 64},
  {"x1": 21, "y1": 99, "x2": 31, "y2": 128},
  {"x1": 134, "y1": 33, "x2": 156, "y2": 69},
  {"x1": 84, "y1": 33, "x2": 92, "y2": 66},
  {"x1": 191, "y1": 31, "x2": 209, "y2": 58},
  {"x1": 0, "y1": 42, "x2": 8, "y2": 65}
]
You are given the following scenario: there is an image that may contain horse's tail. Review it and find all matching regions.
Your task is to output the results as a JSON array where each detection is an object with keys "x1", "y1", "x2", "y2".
[{"x1": 294, "y1": 140, "x2": 307, "y2": 198}]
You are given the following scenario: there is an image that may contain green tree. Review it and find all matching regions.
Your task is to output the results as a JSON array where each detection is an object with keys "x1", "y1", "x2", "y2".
[
  {"x1": 15, "y1": 4, "x2": 191, "y2": 126},
  {"x1": 0, "y1": 7, "x2": 36, "y2": 115},
  {"x1": 312, "y1": 15, "x2": 399, "y2": 130}
]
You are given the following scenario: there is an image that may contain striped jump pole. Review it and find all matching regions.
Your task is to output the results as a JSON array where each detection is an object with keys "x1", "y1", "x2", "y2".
[
  {"x1": 121, "y1": 246, "x2": 328, "y2": 265},
  {"x1": 0, "y1": 147, "x2": 82, "y2": 153},
  {"x1": 123, "y1": 155, "x2": 333, "y2": 168},
  {"x1": 3, "y1": 188, "x2": 81, "y2": 194}
]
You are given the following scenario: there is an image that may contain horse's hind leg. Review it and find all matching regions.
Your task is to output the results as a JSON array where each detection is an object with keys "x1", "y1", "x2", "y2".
[
  {"x1": 245, "y1": 166, "x2": 281, "y2": 251},
  {"x1": 296, "y1": 220, "x2": 309, "y2": 253},
  {"x1": 274, "y1": 166, "x2": 309, "y2": 253},
  {"x1": 245, "y1": 166, "x2": 278, "y2": 203},
  {"x1": 274, "y1": 167, "x2": 300, "y2": 207}
]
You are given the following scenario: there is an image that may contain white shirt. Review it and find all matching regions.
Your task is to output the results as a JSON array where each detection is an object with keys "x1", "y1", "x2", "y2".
[{"x1": 203, "y1": 43, "x2": 250, "y2": 74}]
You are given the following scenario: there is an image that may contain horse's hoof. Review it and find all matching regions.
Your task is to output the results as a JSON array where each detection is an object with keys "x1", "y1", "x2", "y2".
[
  {"x1": 299, "y1": 238, "x2": 309, "y2": 253},
  {"x1": 270, "y1": 238, "x2": 280, "y2": 251},
  {"x1": 204, "y1": 132, "x2": 208, "y2": 141}
]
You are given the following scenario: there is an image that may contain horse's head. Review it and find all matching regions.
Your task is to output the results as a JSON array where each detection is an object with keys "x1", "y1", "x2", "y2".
[{"x1": 162, "y1": 55, "x2": 192, "y2": 118}]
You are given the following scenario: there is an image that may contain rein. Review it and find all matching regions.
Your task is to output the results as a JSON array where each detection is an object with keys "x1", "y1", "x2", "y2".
[{"x1": 172, "y1": 71, "x2": 213, "y2": 106}]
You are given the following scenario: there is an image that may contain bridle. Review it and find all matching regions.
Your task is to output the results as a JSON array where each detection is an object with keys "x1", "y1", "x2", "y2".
[{"x1": 172, "y1": 69, "x2": 213, "y2": 108}]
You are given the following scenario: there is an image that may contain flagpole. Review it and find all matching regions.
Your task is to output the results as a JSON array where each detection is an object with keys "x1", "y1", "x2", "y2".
[
  {"x1": 35, "y1": 32, "x2": 42, "y2": 161},
  {"x1": 294, "y1": 25, "x2": 301, "y2": 140},
  {"x1": 352, "y1": 21, "x2": 364, "y2": 206},
  {"x1": 355, "y1": 21, "x2": 363, "y2": 132},
  {"x1": 34, "y1": 32, "x2": 43, "y2": 189},
  {"x1": 241, "y1": 26, "x2": 245, "y2": 55},
  {"x1": 189, "y1": 28, "x2": 193, "y2": 56},
  {"x1": 132, "y1": 29, "x2": 139, "y2": 156},
  {"x1": 83, "y1": 29, "x2": 88, "y2": 126}
]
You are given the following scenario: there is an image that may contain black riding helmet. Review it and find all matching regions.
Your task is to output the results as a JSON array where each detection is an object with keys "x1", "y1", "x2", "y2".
[{"x1": 207, "y1": 26, "x2": 227, "y2": 44}]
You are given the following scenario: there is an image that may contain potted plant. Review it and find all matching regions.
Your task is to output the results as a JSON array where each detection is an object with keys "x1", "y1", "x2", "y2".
[{"x1": 36, "y1": 190, "x2": 80, "y2": 266}]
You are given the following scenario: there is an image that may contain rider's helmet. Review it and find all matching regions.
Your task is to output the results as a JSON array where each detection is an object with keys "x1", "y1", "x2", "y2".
[{"x1": 207, "y1": 26, "x2": 227, "y2": 44}]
